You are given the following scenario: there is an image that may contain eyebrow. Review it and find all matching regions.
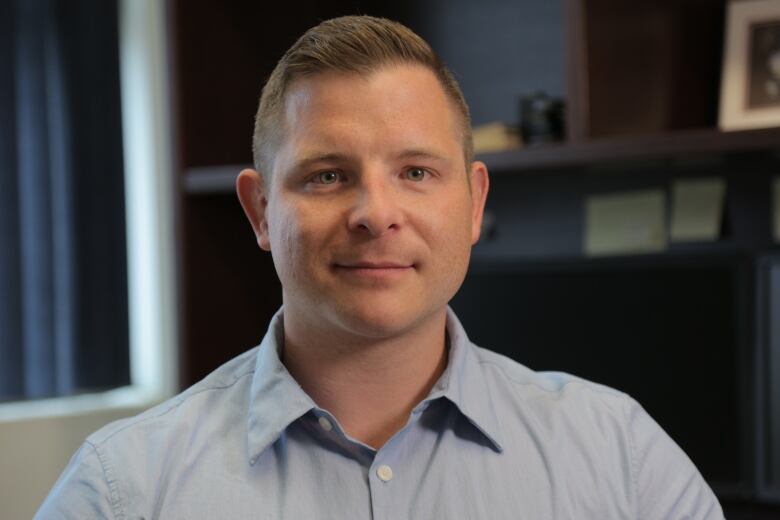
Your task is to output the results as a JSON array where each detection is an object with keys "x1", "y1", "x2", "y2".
[
  {"x1": 291, "y1": 152, "x2": 350, "y2": 172},
  {"x1": 291, "y1": 148, "x2": 451, "y2": 172},
  {"x1": 393, "y1": 148, "x2": 450, "y2": 165}
]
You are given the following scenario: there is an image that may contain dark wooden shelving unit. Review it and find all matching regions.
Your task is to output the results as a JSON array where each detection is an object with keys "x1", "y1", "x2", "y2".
[{"x1": 565, "y1": 0, "x2": 726, "y2": 141}]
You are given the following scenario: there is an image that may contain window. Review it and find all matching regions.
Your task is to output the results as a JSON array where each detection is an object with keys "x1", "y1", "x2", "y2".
[
  {"x1": 1, "y1": 0, "x2": 130, "y2": 401},
  {"x1": 0, "y1": 0, "x2": 177, "y2": 414}
]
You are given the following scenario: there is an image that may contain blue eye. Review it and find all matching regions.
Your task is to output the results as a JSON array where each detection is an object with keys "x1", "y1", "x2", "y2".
[
  {"x1": 406, "y1": 168, "x2": 427, "y2": 182},
  {"x1": 315, "y1": 171, "x2": 340, "y2": 184}
]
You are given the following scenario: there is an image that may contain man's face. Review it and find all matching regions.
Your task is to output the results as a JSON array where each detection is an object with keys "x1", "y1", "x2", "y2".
[{"x1": 240, "y1": 64, "x2": 488, "y2": 339}]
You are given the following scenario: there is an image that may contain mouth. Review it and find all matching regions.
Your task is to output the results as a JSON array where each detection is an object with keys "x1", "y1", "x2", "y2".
[
  {"x1": 332, "y1": 261, "x2": 416, "y2": 281},
  {"x1": 335, "y1": 261, "x2": 415, "y2": 269}
]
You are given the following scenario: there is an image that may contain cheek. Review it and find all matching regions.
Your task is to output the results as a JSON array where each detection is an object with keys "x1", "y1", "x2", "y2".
[
  {"x1": 267, "y1": 204, "x2": 302, "y2": 280},
  {"x1": 415, "y1": 210, "x2": 472, "y2": 308},
  {"x1": 418, "y1": 194, "x2": 474, "y2": 266},
  {"x1": 267, "y1": 201, "x2": 328, "y2": 282}
]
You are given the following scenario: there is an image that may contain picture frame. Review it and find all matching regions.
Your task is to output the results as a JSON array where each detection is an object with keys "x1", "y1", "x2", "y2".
[{"x1": 720, "y1": 0, "x2": 780, "y2": 130}]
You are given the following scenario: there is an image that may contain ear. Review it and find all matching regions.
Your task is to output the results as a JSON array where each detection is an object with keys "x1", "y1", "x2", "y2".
[
  {"x1": 236, "y1": 169, "x2": 272, "y2": 251},
  {"x1": 468, "y1": 161, "x2": 489, "y2": 245}
]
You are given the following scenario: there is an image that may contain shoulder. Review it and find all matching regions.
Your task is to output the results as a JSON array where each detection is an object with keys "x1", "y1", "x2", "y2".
[
  {"x1": 472, "y1": 344, "x2": 629, "y2": 411},
  {"x1": 470, "y1": 344, "x2": 642, "y2": 465},
  {"x1": 469, "y1": 344, "x2": 636, "y2": 466},
  {"x1": 88, "y1": 346, "x2": 258, "y2": 447},
  {"x1": 35, "y1": 348, "x2": 260, "y2": 519},
  {"x1": 471, "y1": 344, "x2": 724, "y2": 519}
]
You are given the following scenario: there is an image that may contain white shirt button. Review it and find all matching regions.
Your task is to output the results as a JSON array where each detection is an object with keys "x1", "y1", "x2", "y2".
[
  {"x1": 376, "y1": 464, "x2": 393, "y2": 482},
  {"x1": 318, "y1": 416, "x2": 333, "y2": 432}
]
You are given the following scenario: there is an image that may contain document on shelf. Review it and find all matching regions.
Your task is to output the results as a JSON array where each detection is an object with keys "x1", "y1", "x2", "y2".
[
  {"x1": 584, "y1": 189, "x2": 667, "y2": 256},
  {"x1": 670, "y1": 177, "x2": 726, "y2": 242}
]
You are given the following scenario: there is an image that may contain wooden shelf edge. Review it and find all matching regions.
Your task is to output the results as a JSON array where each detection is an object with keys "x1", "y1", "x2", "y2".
[
  {"x1": 479, "y1": 127, "x2": 780, "y2": 173},
  {"x1": 471, "y1": 241, "x2": 773, "y2": 272},
  {"x1": 184, "y1": 164, "x2": 248, "y2": 194},
  {"x1": 182, "y1": 127, "x2": 780, "y2": 194}
]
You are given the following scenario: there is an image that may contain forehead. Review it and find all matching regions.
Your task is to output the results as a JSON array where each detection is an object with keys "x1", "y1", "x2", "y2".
[{"x1": 274, "y1": 65, "x2": 463, "y2": 170}]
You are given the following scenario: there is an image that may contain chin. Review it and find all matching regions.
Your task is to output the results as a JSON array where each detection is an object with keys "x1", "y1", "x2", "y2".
[{"x1": 329, "y1": 300, "x2": 435, "y2": 339}]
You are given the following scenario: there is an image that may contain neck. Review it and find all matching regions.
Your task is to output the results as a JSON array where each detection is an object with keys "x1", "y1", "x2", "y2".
[{"x1": 281, "y1": 307, "x2": 449, "y2": 449}]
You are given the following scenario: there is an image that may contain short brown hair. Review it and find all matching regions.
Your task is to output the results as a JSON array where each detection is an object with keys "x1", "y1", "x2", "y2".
[{"x1": 252, "y1": 15, "x2": 473, "y2": 180}]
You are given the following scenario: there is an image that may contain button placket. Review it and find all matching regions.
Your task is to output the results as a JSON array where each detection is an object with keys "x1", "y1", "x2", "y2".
[
  {"x1": 368, "y1": 429, "x2": 409, "y2": 519},
  {"x1": 368, "y1": 459, "x2": 397, "y2": 520}
]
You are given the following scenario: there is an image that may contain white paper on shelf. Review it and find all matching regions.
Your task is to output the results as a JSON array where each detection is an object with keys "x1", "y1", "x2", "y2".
[
  {"x1": 584, "y1": 189, "x2": 667, "y2": 256},
  {"x1": 670, "y1": 177, "x2": 726, "y2": 242}
]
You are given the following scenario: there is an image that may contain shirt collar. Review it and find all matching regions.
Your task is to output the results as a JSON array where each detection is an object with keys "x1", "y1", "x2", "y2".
[
  {"x1": 427, "y1": 307, "x2": 505, "y2": 453},
  {"x1": 246, "y1": 306, "x2": 504, "y2": 463},
  {"x1": 246, "y1": 309, "x2": 316, "y2": 464}
]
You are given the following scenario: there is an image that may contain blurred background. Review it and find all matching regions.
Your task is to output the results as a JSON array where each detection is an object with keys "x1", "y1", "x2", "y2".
[{"x1": 2, "y1": 0, "x2": 780, "y2": 518}]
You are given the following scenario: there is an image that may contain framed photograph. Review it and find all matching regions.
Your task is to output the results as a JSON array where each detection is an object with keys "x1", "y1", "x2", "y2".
[{"x1": 720, "y1": 0, "x2": 780, "y2": 130}]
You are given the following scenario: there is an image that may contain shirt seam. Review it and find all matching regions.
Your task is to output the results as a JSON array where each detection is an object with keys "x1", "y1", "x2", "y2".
[
  {"x1": 477, "y1": 357, "x2": 623, "y2": 399},
  {"x1": 86, "y1": 440, "x2": 123, "y2": 520},
  {"x1": 91, "y1": 369, "x2": 256, "y2": 445},
  {"x1": 622, "y1": 394, "x2": 640, "y2": 520}
]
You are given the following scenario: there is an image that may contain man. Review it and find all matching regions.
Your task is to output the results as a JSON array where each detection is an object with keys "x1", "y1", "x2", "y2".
[{"x1": 38, "y1": 16, "x2": 723, "y2": 519}]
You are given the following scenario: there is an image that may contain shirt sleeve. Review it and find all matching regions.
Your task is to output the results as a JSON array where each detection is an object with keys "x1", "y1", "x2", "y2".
[
  {"x1": 34, "y1": 441, "x2": 118, "y2": 520},
  {"x1": 626, "y1": 396, "x2": 725, "y2": 520}
]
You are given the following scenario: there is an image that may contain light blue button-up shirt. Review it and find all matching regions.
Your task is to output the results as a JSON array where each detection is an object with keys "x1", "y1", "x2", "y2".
[{"x1": 36, "y1": 308, "x2": 723, "y2": 519}]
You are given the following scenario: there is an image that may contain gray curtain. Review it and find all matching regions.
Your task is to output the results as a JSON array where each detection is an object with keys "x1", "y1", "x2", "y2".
[{"x1": 0, "y1": 0, "x2": 130, "y2": 401}]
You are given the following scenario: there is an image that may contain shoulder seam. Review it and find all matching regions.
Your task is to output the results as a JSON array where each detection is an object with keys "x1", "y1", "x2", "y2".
[
  {"x1": 86, "y1": 440, "x2": 123, "y2": 520},
  {"x1": 477, "y1": 357, "x2": 624, "y2": 399},
  {"x1": 92, "y1": 369, "x2": 256, "y2": 445},
  {"x1": 622, "y1": 394, "x2": 640, "y2": 520}
]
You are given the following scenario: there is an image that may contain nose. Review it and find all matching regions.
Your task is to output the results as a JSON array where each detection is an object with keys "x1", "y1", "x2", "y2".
[{"x1": 346, "y1": 175, "x2": 402, "y2": 237}]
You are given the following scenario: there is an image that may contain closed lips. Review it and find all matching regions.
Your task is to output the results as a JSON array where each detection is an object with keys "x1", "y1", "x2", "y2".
[{"x1": 335, "y1": 262, "x2": 414, "y2": 269}]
